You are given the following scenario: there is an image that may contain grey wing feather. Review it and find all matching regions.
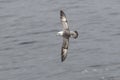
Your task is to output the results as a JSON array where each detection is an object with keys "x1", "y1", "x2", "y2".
[
  {"x1": 61, "y1": 37, "x2": 69, "y2": 62},
  {"x1": 60, "y1": 10, "x2": 69, "y2": 30}
]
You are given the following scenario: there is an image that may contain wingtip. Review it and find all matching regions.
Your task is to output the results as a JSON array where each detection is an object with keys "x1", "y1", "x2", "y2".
[
  {"x1": 61, "y1": 53, "x2": 67, "y2": 62},
  {"x1": 61, "y1": 56, "x2": 66, "y2": 62},
  {"x1": 60, "y1": 10, "x2": 65, "y2": 17},
  {"x1": 60, "y1": 10, "x2": 63, "y2": 13}
]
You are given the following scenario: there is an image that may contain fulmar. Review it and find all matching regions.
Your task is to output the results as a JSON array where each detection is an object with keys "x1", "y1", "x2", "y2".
[{"x1": 57, "y1": 10, "x2": 78, "y2": 62}]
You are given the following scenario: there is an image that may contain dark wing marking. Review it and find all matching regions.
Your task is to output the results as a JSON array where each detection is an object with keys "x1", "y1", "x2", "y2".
[
  {"x1": 60, "y1": 10, "x2": 69, "y2": 30},
  {"x1": 61, "y1": 37, "x2": 69, "y2": 62}
]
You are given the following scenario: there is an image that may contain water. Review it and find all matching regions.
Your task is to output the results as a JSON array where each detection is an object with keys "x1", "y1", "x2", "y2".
[{"x1": 0, "y1": 0, "x2": 120, "y2": 80}]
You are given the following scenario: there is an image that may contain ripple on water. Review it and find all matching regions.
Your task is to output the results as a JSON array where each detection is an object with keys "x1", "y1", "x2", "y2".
[
  {"x1": 109, "y1": 12, "x2": 120, "y2": 16},
  {"x1": 28, "y1": 29, "x2": 58, "y2": 35},
  {"x1": 0, "y1": 0, "x2": 15, "y2": 3},
  {"x1": 111, "y1": 33, "x2": 120, "y2": 37},
  {"x1": 18, "y1": 41, "x2": 37, "y2": 45},
  {"x1": 0, "y1": 47, "x2": 14, "y2": 51}
]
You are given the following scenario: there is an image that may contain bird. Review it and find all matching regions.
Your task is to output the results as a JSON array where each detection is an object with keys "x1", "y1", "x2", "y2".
[{"x1": 57, "y1": 10, "x2": 78, "y2": 62}]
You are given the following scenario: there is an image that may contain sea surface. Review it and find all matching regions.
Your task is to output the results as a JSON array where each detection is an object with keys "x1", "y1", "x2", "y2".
[{"x1": 0, "y1": 0, "x2": 120, "y2": 80}]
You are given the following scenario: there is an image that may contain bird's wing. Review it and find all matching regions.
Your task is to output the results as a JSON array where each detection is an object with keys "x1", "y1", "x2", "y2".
[
  {"x1": 60, "y1": 10, "x2": 69, "y2": 30},
  {"x1": 61, "y1": 37, "x2": 69, "y2": 62}
]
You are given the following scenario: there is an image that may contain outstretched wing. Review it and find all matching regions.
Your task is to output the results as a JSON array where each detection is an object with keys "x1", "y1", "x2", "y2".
[
  {"x1": 60, "y1": 10, "x2": 69, "y2": 30},
  {"x1": 61, "y1": 37, "x2": 69, "y2": 62}
]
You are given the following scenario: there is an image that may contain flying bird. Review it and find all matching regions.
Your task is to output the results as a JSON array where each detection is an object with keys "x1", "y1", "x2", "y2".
[{"x1": 57, "y1": 10, "x2": 78, "y2": 62}]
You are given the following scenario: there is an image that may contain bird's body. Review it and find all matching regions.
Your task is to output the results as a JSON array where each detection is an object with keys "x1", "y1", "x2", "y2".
[{"x1": 57, "y1": 10, "x2": 78, "y2": 62}]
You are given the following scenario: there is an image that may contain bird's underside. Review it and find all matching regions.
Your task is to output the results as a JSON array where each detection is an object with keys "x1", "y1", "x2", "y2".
[{"x1": 59, "y1": 10, "x2": 78, "y2": 62}]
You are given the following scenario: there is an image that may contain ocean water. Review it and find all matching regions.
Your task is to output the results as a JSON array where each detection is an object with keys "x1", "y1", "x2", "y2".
[{"x1": 0, "y1": 0, "x2": 120, "y2": 80}]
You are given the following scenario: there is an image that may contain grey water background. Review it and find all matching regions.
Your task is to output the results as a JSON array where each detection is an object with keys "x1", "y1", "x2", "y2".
[{"x1": 0, "y1": 0, "x2": 120, "y2": 80}]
